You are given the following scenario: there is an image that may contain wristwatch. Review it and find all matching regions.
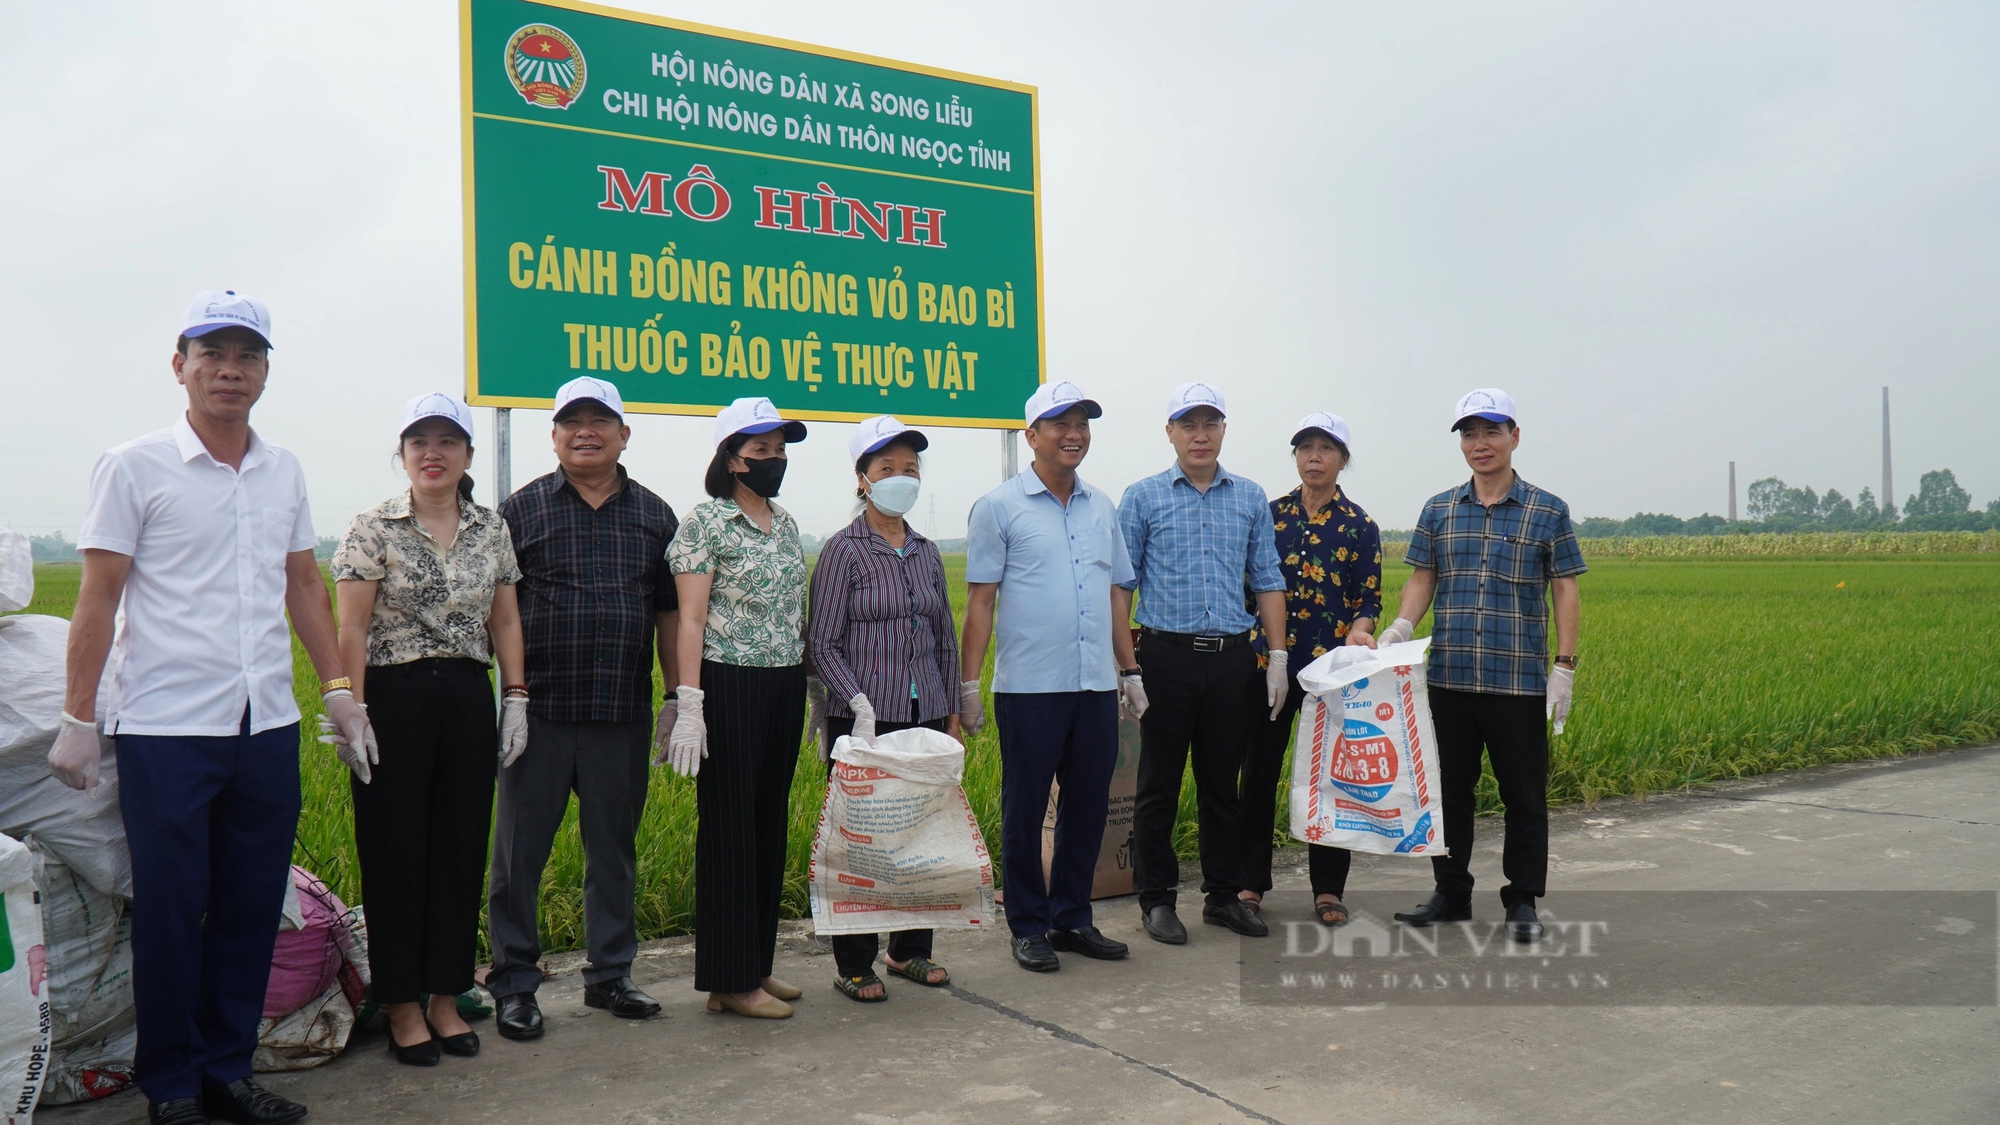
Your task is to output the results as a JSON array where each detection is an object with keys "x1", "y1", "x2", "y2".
[
  {"x1": 1554, "y1": 655, "x2": 1578, "y2": 669},
  {"x1": 1120, "y1": 667, "x2": 1143, "y2": 678}
]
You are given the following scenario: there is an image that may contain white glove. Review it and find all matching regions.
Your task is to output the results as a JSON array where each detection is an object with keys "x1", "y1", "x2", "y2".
[
  {"x1": 1265, "y1": 650, "x2": 1290, "y2": 720},
  {"x1": 848, "y1": 694, "x2": 876, "y2": 747},
  {"x1": 499, "y1": 695, "x2": 529, "y2": 768},
  {"x1": 959, "y1": 679, "x2": 984, "y2": 737},
  {"x1": 1547, "y1": 665, "x2": 1575, "y2": 735},
  {"x1": 48, "y1": 712, "x2": 102, "y2": 794},
  {"x1": 651, "y1": 697, "x2": 680, "y2": 766},
  {"x1": 317, "y1": 689, "x2": 379, "y2": 785},
  {"x1": 665, "y1": 686, "x2": 708, "y2": 777},
  {"x1": 1377, "y1": 618, "x2": 1415, "y2": 648},
  {"x1": 1118, "y1": 674, "x2": 1149, "y2": 721},
  {"x1": 806, "y1": 677, "x2": 831, "y2": 763}
]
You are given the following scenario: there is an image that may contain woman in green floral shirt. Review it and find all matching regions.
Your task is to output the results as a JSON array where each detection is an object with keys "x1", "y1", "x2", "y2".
[
  {"x1": 664, "y1": 398, "x2": 810, "y2": 1020},
  {"x1": 1241, "y1": 413, "x2": 1383, "y2": 926}
]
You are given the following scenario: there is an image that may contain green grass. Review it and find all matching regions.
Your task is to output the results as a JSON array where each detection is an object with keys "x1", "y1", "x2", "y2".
[{"x1": 19, "y1": 554, "x2": 1999, "y2": 954}]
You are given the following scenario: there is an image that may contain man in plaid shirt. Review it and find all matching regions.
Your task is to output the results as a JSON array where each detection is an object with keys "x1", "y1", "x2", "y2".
[
  {"x1": 1377, "y1": 388, "x2": 1584, "y2": 942},
  {"x1": 487, "y1": 377, "x2": 680, "y2": 1037}
]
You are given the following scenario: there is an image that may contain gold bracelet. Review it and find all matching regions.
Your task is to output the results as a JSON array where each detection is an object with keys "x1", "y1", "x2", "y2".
[{"x1": 320, "y1": 677, "x2": 353, "y2": 694}]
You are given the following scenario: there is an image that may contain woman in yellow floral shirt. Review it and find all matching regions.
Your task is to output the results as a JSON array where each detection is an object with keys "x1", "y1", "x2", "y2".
[{"x1": 1240, "y1": 413, "x2": 1382, "y2": 926}]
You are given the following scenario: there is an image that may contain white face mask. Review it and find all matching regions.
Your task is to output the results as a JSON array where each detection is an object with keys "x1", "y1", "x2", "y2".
[{"x1": 867, "y1": 474, "x2": 921, "y2": 517}]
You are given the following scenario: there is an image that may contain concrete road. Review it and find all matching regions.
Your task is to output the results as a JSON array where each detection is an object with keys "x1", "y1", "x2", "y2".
[{"x1": 48, "y1": 744, "x2": 2000, "y2": 1125}]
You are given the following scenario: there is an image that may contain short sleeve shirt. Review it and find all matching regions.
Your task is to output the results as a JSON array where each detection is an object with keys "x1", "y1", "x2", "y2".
[
  {"x1": 667, "y1": 498, "x2": 807, "y2": 667},
  {"x1": 76, "y1": 416, "x2": 316, "y2": 737},
  {"x1": 1404, "y1": 475, "x2": 1586, "y2": 695},
  {"x1": 965, "y1": 468, "x2": 1134, "y2": 694},
  {"x1": 332, "y1": 490, "x2": 522, "y2": 666},
  {"x1": 500, "y1": 467, "x2": 679, "y2": 722},
  {"x1": 1250, "y1": 485, "x2": 1384, "y2": 664}
]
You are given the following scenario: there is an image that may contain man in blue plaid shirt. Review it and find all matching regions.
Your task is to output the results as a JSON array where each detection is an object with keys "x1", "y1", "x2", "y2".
[
  {"x1": 1114, "y1": 382, "x2": 1289, "y2": 946},
  {"x1": 1377, "y1": 388, "x2": 1584, "y2": 942}
]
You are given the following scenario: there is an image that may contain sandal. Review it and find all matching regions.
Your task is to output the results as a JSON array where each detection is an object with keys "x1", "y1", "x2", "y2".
[
  {"x1": 1315, "y1": 897, "x2": 1349, "y2": 926},
  {"x1": 834, "y1": 974, "x2": 888, "y2": 1002},
  {"x1": 885, "y1": 956, "x2": 949, "y2": 987}
]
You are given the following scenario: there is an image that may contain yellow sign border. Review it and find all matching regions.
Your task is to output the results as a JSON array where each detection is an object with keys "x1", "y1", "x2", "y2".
[{"x1": 459, "y1": 0, "x2": 1044, "y2": 431}]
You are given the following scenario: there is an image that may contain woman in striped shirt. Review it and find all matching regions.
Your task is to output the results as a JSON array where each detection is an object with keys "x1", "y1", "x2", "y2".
[{"x1": 805, "y1": 415, "x2": 962, "y2": 1002}]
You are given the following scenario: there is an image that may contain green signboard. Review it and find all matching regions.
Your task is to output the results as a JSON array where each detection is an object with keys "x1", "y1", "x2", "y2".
[{"x1": 461, "y1": 0, "x2": 1043, "y2": 428}]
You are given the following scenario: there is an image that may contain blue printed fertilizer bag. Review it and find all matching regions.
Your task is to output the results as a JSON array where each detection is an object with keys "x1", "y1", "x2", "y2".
[{"x1": 1289, "y1": 640, "x2": 1447, "y2": 857}]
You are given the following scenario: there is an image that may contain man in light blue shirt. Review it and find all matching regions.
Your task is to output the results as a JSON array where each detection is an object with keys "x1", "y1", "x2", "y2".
[
  {"x1": 961, "y1": 381, "x2": 1137, "y2": 973},
  {"x1": 1114, "y1": 381, "x2": 1288, "y2": 945}
]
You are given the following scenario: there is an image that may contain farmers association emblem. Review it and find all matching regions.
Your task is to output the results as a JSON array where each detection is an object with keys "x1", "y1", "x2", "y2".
[{"x1": 505, "y1": 24, "x2": 586, "y2": 109}]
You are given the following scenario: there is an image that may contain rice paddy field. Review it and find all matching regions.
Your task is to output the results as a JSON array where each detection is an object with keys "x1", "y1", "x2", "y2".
[{"x1": 19, "y1": 550, "x2": 2000, "y2": 953}]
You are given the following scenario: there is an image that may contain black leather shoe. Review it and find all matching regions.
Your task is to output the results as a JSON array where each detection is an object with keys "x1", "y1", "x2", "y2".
[
  {"x1": 150, "y1": 1099, "x2": 208, "y2": 1125},
  {"x1": 1202, "y1": 900, "x2": 1270, "y2": 937},
  {"x1": 1394, "y1": 892, "x2": 1473, "y2": 926},
  {"x1": 494, "y1": 993, "x2": 544, "y2": 1041},
  {"x1": 426, "y1": 1019, "x2": 480, "y2": 1057},
  {"x1": 200, "y1": 1077, "x2": 306, "y2": 1125},
  {"x1": 1047, "y1": 925, "x2": 1129, "y2": 960},
  {"x1": 1012, "y1": 934, "x2": 1060, "y2": 972},
  {"x1": 1506, "y1": 901, "x2": 1544, "y2": 943},
  {"x1": 1142, "y1": 904, "x2": 1187, "y2": 945},
  {"x1": 583, "y1": 976, "x2": 662, "y2": 1019},
  {"x1": 387, "y1": 1029, "x2": 440, "y2": 1067}
]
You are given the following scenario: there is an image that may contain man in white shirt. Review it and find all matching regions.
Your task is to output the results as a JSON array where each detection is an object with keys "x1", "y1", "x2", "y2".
[{"x1": 52, "y1": 291, "x2": 372, "y2": 1125}]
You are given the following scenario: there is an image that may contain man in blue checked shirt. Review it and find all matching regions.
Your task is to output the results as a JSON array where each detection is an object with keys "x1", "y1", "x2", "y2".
[
  {"x1": 1114, "y1": 382, "x2": 1289, "y2": 946},
  {"x1": 1375, "y1": 388, "x2": 1585, "y2": 943}
]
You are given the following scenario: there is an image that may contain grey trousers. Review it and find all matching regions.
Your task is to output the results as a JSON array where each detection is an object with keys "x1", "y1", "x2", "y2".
[{"x1": 486, "y1": 715, "x2": 651, "y2": 997}]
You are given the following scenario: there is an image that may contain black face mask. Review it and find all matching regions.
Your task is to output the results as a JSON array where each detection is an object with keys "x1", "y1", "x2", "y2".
[{"x1": 734, "y1": 455, "x2": 787, "y2": 498}]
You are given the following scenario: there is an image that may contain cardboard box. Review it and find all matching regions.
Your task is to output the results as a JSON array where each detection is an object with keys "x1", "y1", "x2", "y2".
[{"x1": 1041, "y1": 714, "x2": 1142, "y2": 900}]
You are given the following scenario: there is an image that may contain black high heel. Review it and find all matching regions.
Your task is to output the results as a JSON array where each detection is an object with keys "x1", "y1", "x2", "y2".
[
  {"x1": 427, "y1": 1019, "x2": 481, "y2": 1057},
  {"x1": 388, "y1": 1027, "x2": 441, "y2": 1067}
]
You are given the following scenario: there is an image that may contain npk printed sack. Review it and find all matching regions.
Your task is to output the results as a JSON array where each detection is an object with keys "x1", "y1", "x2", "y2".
[
  {"x1": 1290, "y1": 640, "x2": 1447, "y2": 857},
  {"x1": 809, "y1": 728, "x2": 995, "y2": 936}
]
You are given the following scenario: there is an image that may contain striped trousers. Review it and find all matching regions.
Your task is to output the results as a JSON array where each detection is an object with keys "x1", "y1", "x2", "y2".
[{"x1": 694, "y1": 660, "x2": 806, "y2": 994}]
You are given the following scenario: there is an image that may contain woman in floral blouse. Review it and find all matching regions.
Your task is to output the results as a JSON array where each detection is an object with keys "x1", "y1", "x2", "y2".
[
  {"x1": 332, "y1": 393, "x2": 526, "y2": 1066},
  {"x1": 664, "y1": 397, "x2": 811, "y2": 1020},
  {"x1": 1239, "y1": 412, "x2": 1383, "y2": 926}
]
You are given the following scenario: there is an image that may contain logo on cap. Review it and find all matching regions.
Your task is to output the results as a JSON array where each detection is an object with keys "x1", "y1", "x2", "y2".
[{"x1": 505, "y1": 25, "x2": 587, "y2": 109}]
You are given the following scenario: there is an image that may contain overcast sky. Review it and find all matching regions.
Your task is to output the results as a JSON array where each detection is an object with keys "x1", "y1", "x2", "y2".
[{"x1": 5, "y1": 1, "x2": 1995, "y2": 540}]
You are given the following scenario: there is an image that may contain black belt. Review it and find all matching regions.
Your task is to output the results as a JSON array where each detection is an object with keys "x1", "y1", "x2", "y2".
[{"x1": 1139, "y1": 627, "x2": 1251, "y2": 653}]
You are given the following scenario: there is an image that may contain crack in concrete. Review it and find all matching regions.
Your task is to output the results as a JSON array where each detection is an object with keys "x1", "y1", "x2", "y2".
[
  {"x1": 1689, "y1": 791, "x2": 2000, "y2": 828},
  {"x1": 942, "y1": 982, "x2": 1287, "y2": 1125}
]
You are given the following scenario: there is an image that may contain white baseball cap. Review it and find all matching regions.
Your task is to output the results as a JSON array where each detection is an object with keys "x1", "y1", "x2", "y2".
[
  {"x1": 849, "y1": 415, "x2": 929, "y2": 465},
  {"x1": 179, "y1": 289, "x2": 272, "y2": 348},
  {"x1": 713, "y1": 397, "x2": 807, "y2": 449},
  {"x1": 1166, "y1": 381, "x2": 1227, "y2": 420},
  {"x1": 1290, "y1": 412, "x2": 1352, "y2": 449},
  {"x1": 1451, "y1": 388, "x2": 1517, "y2": 431},
  {"x1": 553, "y1": 376, "x2": 625, "y2": 420},
  {"x1": 1023, "y1": 380, "x2": 1102, "y2": 428},
  {"x1": 401, "y1": 391, "x2": 476, "y2": 440}
]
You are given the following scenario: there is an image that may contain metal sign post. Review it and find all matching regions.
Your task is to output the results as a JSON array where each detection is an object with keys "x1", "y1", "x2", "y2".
[
  {"x1": 494, "y1": 407, "x2": 513, "y2": 502},
  {"x1": 1000, "y1": 428, "x2": 1017, "y2": 481}
]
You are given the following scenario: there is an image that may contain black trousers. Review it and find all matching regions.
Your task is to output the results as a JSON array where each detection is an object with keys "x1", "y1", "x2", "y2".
[
  {"x1": 351, "y1": 659, "x2": 497, "y2": 1004},
  {"x1": 1239, "y1": 674, "x2": 1351, "y2": 899},
  {"x1": 823, "y1": 714, "x2": 943, "y2": 977},
  {"x1": 1427, "y1": 685, "x2": 1549, "y2": 909},
  {"x1": 695, "y1": 660, "x2": 806, "y2": 994},
  {"x1": 1132, "y1": 637, "x2": 1256, "y2": 912}
]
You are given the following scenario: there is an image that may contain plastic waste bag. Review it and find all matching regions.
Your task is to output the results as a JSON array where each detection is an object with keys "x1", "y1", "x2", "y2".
[
  {"x1": 808, "y1": 727, "x2": 995, "y2": 936},
  {"x1": 1290, "y1": 640, "x2": 1448, "y2": 857}
]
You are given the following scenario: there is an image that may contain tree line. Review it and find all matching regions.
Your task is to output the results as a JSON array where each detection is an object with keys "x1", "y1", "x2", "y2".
[{"x1": 1577, "y1": 469, "x2": 2000, "y2": 538}]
